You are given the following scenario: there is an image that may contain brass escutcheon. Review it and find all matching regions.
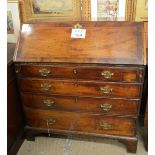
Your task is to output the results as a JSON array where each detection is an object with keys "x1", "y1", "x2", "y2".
[
  {"x1": 101, "y1": 71, "x2": 114, "y2": 79},
  {"x1": 73, "y1": 69, "x2": 77, "y2": 74},
  {"x1": 47, "y1": 118, "x2": 56, "y2": 125},
  {"x1": 39, "y1": 68, "x2": 50, "y2": 77},
  {"x1": 15, "y1": 66, "x2": 21, "y2": 74},
  {"x1": 100, "y1": 87, "x2": 112, "y2": 94},
  {"x1": 15, "y1": 69, "x2": 20, "y2": 73},
  {"x1": 40, "y1": 83, "x2": 51, "y2": 90},
  {"x1": 100, "y1": 123, "x2": 112, "y2": 130},
  {"x1": 73, "y1": 23, "x2": 83, "y2": 29}
]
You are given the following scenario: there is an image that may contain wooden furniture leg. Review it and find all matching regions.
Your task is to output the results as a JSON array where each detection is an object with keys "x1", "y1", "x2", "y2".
[
  {"x1": 119, "y1": 139, "x2": 138, "y2": 153},
  {"x1": 25, "y1": 130, "x2": 36, "y2": 141}
]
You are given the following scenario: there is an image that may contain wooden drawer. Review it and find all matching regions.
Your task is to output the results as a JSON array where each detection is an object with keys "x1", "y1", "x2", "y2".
[
  {"x1": 19, "y1": 79, "x2": 142, "y2": 99},
  {"x1": 76, "y1": 66, "x2": 144, "y2": 83},
  {"x1": 15, "y1": 65, "x2": 75, "y2": 79},
  {"x1": 15, "y1": 64, "x2": 144, "y2": 83},
  {"x1": 22, "y1": 93, "x2": 139, "y2": 116},
  {"x1": 24, "y1": 107, "x2": 136, "y2": 137}
]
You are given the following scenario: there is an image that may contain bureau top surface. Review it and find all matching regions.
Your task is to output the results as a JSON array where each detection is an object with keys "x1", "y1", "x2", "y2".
[{"x1": 13, "y1": 21, "x2": 146, "y2": 65}]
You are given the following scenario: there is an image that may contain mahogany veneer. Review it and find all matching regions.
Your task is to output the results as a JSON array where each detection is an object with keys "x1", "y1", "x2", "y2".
[{"x1": 14, "y1": 21, "x2": 146, "y2": 153}]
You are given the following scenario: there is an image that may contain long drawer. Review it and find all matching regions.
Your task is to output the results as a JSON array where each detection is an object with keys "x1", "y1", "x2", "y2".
[
  {"x1": 22, "y1": 93, "x2": 139, "y2": 116},
  {"x1": 15, "y1": 64, "x2": 144, "y2": 83},
  {"x1": 18, "y1": 79, "x2": 142, "y2": 98},
  {"x1": 24, "y1": 107, "x2": 136, "y2": 137}
]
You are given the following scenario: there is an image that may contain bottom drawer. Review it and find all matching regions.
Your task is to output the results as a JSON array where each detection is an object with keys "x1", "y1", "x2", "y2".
[{"x1": 24, "y1": 107, "x2": 136, "y2": 137}]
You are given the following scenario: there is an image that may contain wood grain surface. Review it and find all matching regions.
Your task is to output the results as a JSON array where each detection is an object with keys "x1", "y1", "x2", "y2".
[
  {"x1": 21, "y1": 93, "x2": 139, "y2": 116},
  {"x1": 13, "y1": 21, "x2": 146, "y2": 65},
  {"x1": 15, "y1": 64, "x2": 145, "y2": 83},
  {"x1": 18, "y1": 79, "x2": 142, "y2": 98},
  {"x1": 24, "y1": 107, "x2": 136, "y2": 137}
]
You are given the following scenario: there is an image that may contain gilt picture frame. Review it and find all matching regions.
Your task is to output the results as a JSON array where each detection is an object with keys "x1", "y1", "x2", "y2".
[
  {"x1": 145, "y1": 0, "x2": 148, "y2": 10},
  {"x1": 19, "y1": 0, "x2": 81, "y2": 22},
  {"x1": 82, "y1": 0, "x2": 137, "y2": 21},
  {"x1": 7, "y1": 0, "x2": 20, "y2": 43},
  {"x1": 135, "y1": 0, "x2": 148, "y2": 21}
]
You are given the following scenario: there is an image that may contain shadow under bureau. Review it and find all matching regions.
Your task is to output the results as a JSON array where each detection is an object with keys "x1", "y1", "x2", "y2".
[{"x1": 13, "y1": 21, "x2": 146, "y2": 153}]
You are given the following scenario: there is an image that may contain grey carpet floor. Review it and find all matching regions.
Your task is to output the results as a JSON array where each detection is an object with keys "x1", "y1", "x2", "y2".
[{"x1": 17, "y1": 135, "x2": 147, "y2": 155}]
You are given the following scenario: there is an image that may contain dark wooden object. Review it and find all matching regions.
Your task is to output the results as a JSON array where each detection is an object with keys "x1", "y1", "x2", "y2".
[
  {"x1": 143, "y1": 102, "x2": 148, "y2": 151},
  {"x1": 13, "y1": 21, "x2": 146, "y2": 153},
  {"x1": 7, "y1": 43, "x2": 24, "y2": 155},
  {"x1": 139, "y1": 64, "x2": 148, "y2": 151}
]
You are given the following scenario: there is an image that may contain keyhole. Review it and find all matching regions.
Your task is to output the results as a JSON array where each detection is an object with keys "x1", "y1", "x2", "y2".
[{"x1": 73, "y1": 69, "x2": 77, "y2": 74}]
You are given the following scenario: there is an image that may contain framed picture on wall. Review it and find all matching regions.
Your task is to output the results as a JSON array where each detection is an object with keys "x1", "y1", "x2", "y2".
[
  {"x1": 82, "y1": 0, "x2": 137, "y2": 21},
  {"x1": 145, "y1": 0, "x2": 148, "y2": 10},
  {"x1": 91, "y1": 0, "x2": 126, "y2": 20},
  {"x1": 20, "y1": 0, "x2": 81, "y2": 22},
  {"x1": 7, "y1": 0, "x2": 20, "y2": 43},
  {"x1": 135, "y1": 0, "x2": 148, "y2": 21}
]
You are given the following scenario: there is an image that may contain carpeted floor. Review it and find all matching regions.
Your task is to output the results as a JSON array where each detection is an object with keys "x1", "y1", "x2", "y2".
[{"x1": 17, "y1": 134, "x2": 147, "y2": 155}]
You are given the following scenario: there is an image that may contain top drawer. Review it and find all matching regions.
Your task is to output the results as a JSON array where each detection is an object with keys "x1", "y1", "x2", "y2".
[{"x1": 15, "y1": 64, "x2": 144, "y2": 83}]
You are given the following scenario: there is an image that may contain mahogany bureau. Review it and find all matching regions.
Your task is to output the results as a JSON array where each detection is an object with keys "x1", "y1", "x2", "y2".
[{"x1": 13, "y1": 21, "x2": 146, "y2": 153}]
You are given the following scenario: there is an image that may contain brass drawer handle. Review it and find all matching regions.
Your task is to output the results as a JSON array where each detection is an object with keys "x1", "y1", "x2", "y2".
[
  {"x1": 41, "y1": 83, "x2": 51, "y2": 90},
  {"x1": 47, "y1": 118, "x2": 56, "y2": 125},
  {"x1": 100, "y1": 103, "x2": 112, "y2": 112},
  {"x1": 43, "y1": 99, "x2": 55, "y2": 107},
  {"x1": 100, "y1": 123, "x2": 112, "y2": 130},
  {"x1": 100, "y1": 87, "x2": 112, "y2": 94},
  {"x1": 39, "y1": 68, "x2": 51, "y2": 77},
  {"x1": 101, "y1": 71, "x2": 114, "y2": 79}
]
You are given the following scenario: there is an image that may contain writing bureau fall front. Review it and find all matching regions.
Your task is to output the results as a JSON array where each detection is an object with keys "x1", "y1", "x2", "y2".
[{"x1": 13, "y1": 21, "x2": 146, "y2": 153}]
